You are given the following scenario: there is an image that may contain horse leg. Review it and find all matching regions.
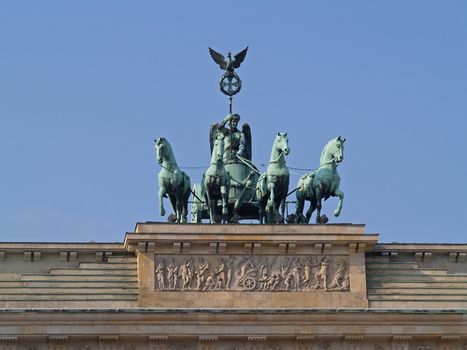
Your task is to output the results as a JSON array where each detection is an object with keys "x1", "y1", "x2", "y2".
[
  {"x1": 181, "y1": 191, "x2": 189, "y2": 223},
  {"x1": 158, "y1": 182, "x2": 166, "y2": 217},
  {"x1": 220, "y1": 184, "x2": 228, "y2": 222},
  {"x1": 205, "y1": 183, "x2": 214, "y2": 223},
  {"x1": 168, "y1": 194, "x2": 179, "y2": 223},
  {"x1": 176, "y1": 196, "x2": 183, "y2": 223},
  {"x1": 315, "y1": 188, "x2": 323, "y2": 224},
  {"x1": 280, "y1": 183, "x2": 288, "y2": 223},
  {"x1": 295, "y1": 190, "x2": 305, "y2": 223},
  {"x1": 267, "y1": 182, "x2": 275, "y2": 223},
  {"x1": 332, "y1": 188, "x2": 344, "y2": 217},
  {"x1": 279, "y1": 198, "x2": 286, "y2": 224},
  {"x1": 258, "y1": 199, "x2": 265, "y2": 224},
  {"x1": 305, "y1": 199, "x2": 317, "y2": 223}
]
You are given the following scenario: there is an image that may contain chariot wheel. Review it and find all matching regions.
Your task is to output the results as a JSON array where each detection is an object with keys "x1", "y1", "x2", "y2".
[{"x1": 243, "y1": 276, "x2": 256, "y2": 290}]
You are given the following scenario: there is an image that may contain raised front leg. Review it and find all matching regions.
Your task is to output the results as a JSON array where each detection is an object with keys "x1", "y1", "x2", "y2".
[
  {"x1": 158, "y1": 184, "x2": 166, "y2": 217},
  {"x1": 332, "y1": 188, "x2": 344, "y2": 217}
]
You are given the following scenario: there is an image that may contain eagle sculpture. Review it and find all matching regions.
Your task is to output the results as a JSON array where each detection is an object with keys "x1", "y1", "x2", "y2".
[{"x1": 209, "y1": 47, "x2": 249, "y2": 75}]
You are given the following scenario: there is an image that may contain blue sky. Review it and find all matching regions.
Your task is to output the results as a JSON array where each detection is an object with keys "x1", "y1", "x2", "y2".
[{"x1": 0, "y1": 1, "x2": 466, "y2": 243}]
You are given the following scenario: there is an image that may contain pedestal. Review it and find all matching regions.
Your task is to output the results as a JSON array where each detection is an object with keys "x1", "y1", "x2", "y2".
[{"x1": 124, "y1": 223, "x2": 378, "y2": 308}]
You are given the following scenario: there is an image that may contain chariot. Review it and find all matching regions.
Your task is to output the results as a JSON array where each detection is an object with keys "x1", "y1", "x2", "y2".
[{"x1": 191, "y1": 121, "x2": 261, "y2": 223}]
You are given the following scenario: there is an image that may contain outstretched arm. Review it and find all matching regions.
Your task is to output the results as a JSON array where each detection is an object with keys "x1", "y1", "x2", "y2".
[{"x1": 220, "y1": 114, "x2": 232, "y2": 127}]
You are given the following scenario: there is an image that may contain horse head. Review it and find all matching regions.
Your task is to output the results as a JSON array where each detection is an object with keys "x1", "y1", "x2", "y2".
[
  {"x1": 275, "y1": 132, "x2": 290, "y2": 156},
  {"x1": 211, "y1": 133, "x2": 225, "y2": 165},
  {"x1": 322, "y1": 136, "x2": 346, "y2": 165},
  {"x1": 155, "y1": 137, "x2": 177, "y2": 167},
  {"x1": 155, "y1": 137, "x2": 168, "y2": 165}
]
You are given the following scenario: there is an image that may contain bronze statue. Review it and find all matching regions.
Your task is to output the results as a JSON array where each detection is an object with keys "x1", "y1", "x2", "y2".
[
  {"x1": 256, "y1": 133, "x2": 290, "y2": 223},
  {"x1": 209, "y1": 47, "x2": 248, "y2": 78},
  {"x1": 210, "y1": 113, "x2": 252, "y2": 163},
  {"x1": 209, "y1": 47, "x2": 248, "y2": 113},
  {"x1": 203, "y1": 133, "x2": 230, "y2": 223},
  {"x1": 155, "y1": 138, "x2": 191, "y2": 223},
  {"x1": 294, "y1": 137, "x2": 345, "y2": 224}
]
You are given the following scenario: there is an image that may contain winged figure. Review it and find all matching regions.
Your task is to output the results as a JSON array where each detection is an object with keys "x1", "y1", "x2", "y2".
[
  {"x1": 209, "y1": 113, "x2": 252, "y2": 162},
  {"x1": 209, "y1": 47, "x2": 249, "y2": 75}
]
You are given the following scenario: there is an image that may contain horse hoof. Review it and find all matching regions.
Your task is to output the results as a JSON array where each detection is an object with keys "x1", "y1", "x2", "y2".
[
  {"x1": 231, "y1": 214, "x2": 241, "y2": 223},
  {"x1": 160, "y1": 208, "x2": 166, "y2": 216},
  {"x1": 319, "y1": 214, "x2": 329, "y2": 224},
  {"x1": 286, "y1": 214, "x2": 296, "y2": 223},
  {"x1": 334, "y1": 209, "x2": 340, "y2": 217},
  {"x1": 167, "y1": 214, "x2": 177, "y2": 223}
]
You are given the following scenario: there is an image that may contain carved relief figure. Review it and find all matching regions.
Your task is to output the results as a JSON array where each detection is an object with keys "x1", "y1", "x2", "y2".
[
  {"x1": 267, "y1": 273, "x2": 280, "y2": 290},
  {"x1": 155, "y1": 262, "x2": 166, "y2": 290},
  {"x1": 180, "y1": 260, "x2": 193, "y2": 290},
  {"x1": 329, "y1": 260, "x2": 349, "y2": 291},
  {"x1": 236, "y1": 258, "x2": 256, "y2": 288},
  {"x1": 215, "y1": 263, "x2": 226, "y2": 289},
  {"x1": 155, "y1": 255, "x2": 349, "y2": 292},
  {"x1": 315, "y1": 258, "x2": 329, "y2": 291},
  {"x1": 167, "y1": 261, "x2": 179, "y2": 290},
  {"x1": 195, "y1": 259, "x2": 209, "y2": 290},
  {"x1": 303, "y1": 260, "x2": 312, "y2": 288},
  {"x1": 280, "y1": 259, "x2": 295, "y2": 291},
  {"x1": 258, "y1": 265, "x2": 270, "y2": 290},
  {"x1": 204, "y1": 272, "x2": 217, "y2": 290},
  {"x1": 292, "y1": 262, "x2": 301, "y2": 291}
]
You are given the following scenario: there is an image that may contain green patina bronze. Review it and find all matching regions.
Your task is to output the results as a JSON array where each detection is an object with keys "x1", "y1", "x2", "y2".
[
  {"x1": 155, "y1": 137, "x2": 191, "y2": 223},
  {"x1": 295, "y1": 136, "x2": 345, "y2": 224},
  {"x1": 256, "y1": 133, "x2": 290, "y2": 224},
  {"x1": 203, "y1": 133, "x2": 230, "y2": 223},
  {"x1": 191, "y1": 114, "x2": 259, "y2": 223},
  {"x1": 156, "y1": 47, "x2": 347, "y2": 225}
]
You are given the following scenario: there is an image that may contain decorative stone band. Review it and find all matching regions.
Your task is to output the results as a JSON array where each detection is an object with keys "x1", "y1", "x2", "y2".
[{"x1": 154, "y1": 254, "x2": 349, "y2": 292}]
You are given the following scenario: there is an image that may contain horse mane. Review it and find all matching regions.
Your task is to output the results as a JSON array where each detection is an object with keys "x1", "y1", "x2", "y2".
[
  {"x1": 319, "y1": 137, "x2": 342, "y2": 166},
  {"x1": 160, "y1": 138, "x2": 178, "y2": 166},
  {"x1": 165, "y1": 140, "x2": 178, "y2": 166},
  {"x1": 319, "y1": 142, "x2": 329, "y2": 165}
]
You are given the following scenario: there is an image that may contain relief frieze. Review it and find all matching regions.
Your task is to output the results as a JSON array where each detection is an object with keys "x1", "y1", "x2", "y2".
[{"x1": 154, "y1": 255, "x2": 349, "y2": 292}]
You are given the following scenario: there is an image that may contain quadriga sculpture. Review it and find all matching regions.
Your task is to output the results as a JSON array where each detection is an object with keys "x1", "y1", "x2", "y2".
[
  {"x1": 204, "y1": 133, "x2": 230, "y2": 223},
  {"x1": 256, "y1": 132, "x2": 290, "y2": 223},
  {"x1": 155, "y1": 137, "x2": 191, "y2": 223},
  {"x1": 295, "y1": 136, "x2": 345, "y2": 224}
]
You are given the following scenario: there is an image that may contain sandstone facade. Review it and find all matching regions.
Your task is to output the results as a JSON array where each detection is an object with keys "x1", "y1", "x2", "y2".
[{"x1": 0, "y1": 223, "x2": 465, "y2": 349}]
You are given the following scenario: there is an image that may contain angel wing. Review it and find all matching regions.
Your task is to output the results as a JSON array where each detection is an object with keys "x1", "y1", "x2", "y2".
[
  {"x1": 233, "y1": 46, "x2": 249, "y2": 68},
  {"x1": 208, "y1": 48, "x2": 227, "y2": 70},
  {"x1": 242, "y1": 123, "x2": 252, "y2": 161}
]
